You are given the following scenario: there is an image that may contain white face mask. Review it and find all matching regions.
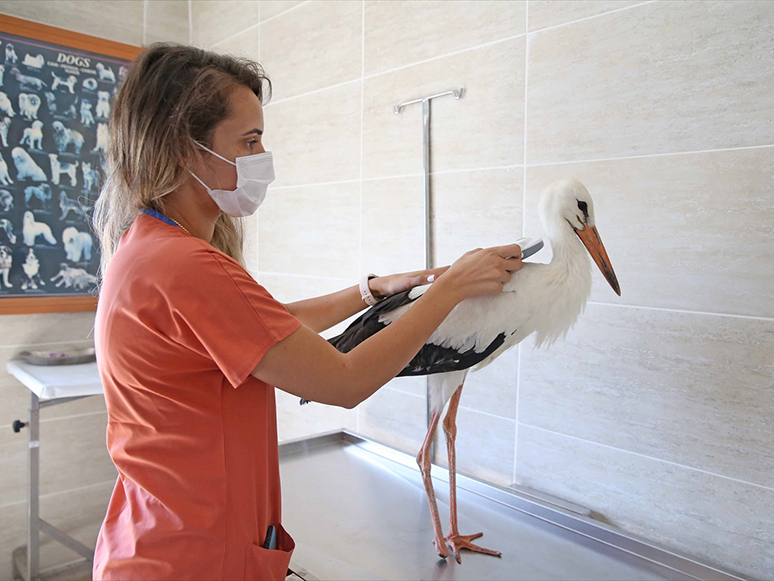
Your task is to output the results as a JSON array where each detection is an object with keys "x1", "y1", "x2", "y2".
[{"x1": 188, "y1": 141, "x2": 275, "y2": 217}]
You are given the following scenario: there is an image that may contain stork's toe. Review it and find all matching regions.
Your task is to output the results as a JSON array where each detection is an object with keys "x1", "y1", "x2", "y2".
[{"x1": 445, "y1": 532, "x2": 502, "y2": 564}]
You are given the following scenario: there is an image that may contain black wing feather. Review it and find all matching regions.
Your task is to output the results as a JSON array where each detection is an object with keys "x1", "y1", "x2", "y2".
[{"x1": 299, "y1": 289, "x2": 509, "y2": 405}]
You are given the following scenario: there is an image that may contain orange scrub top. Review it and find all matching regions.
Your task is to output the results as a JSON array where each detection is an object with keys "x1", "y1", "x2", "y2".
[{"x1": 93, "y1": 209, "x2": 303, "y2": 580}]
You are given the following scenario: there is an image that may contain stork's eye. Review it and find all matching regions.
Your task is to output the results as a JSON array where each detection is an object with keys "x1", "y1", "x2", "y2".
[{"x1": 577, "y1": 200, "x2": 589, "y2": 220}]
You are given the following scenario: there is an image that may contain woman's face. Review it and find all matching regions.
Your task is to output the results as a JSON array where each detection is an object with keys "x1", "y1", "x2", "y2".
[{"x1": 194, "y1": 84, "x2": 266, "y2": 191}]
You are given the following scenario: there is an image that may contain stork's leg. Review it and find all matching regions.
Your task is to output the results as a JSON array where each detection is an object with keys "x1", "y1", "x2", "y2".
[
  {"x1": 442, "y1": 383, "x2": 502, "y2": 564},
  {"x1": 416, "y1": 408, "x2": 447, "y2": 559}
]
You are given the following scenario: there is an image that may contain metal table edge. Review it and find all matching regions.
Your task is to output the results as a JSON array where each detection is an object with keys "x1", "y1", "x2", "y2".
[{"x1": 278, "y1": 429, "x2": 751, "y2": 581}]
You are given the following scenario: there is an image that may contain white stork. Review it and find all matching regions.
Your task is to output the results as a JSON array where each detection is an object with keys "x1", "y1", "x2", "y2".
[{"x1": 302, "y1": 177, "x2": 620, "y2": 563}]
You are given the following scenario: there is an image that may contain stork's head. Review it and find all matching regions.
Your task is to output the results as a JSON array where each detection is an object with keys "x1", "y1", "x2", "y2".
[{"x1": 538, "y1": 178, "x2": 621, "y2": 296}]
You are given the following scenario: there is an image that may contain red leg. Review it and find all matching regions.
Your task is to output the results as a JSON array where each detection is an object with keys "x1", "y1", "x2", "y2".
[
  {"x1": 416, "y1": 408, "x2": 447, "y2": 559},
  {"x1": 442, "y1": 383, "x2": 502, "y2": 564}
]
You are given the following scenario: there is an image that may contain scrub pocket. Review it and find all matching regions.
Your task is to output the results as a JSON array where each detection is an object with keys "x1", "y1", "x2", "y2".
[{"x1": 244, "y1": 523, "x2": 295, "y2": 581}]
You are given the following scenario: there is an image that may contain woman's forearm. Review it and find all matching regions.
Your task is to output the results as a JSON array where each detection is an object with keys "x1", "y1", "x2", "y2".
[
  {"x1": 342, "y1": 281, "x2": 460, "y2": 407},
  {"x1": 284, "y1": 284, "x2": 368, "y2": 333}
]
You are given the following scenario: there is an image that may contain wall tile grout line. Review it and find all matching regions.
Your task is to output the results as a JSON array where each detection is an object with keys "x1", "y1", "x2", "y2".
[
  {"x1": 384, "y1": 385, "x2": 516, "y2": 424},
  {"x1": 264, "y1": 77, "x2": 361, "y2": 108},
  {"x1": 361, "y1": 30, "x2": 527, "y2": 83},
  {"x1": 528, "y1": 1, "x2": 657, "y2": 36},
  {"x1": 515, "y1": 0, "x2": 530, "y2": 485},
  {"x1": 211, "y1": 0, "x2": 312, "y2": 50},
  {"x1": 256, "y1": 270, "x2": 356, "y2": 283},
  {"x1": 259, "y1": 0, "x2": 311, "y2": 26},
  {"x1": 357, "y1": 0, "x2": 366, "y2": 434},
  {"x1": 39, "y1": 410, "x2": 106, "y2": 424},
  {"x1": 271, "y1": 164, "x2": 524, "y2": 191},
  {"x1": 0, "y1": 478, "x2": 117, "y2": 513},
  {"x1": 528, "y1": 143, "x2": 774, "y2": 168},
  {"x1": 586, "y1": 301, "x2": 774, "y2": 322},
  {"x1": 250, "y1": 281, "x2": 774, "y2": 323},
  {"x1": 269, "y1": 140, "x2": 774, "y2": 189},
  {"x1": 520, "y1": 422, "x2": 774, "y2": 494},
  {"x1": 142, "y1": 0, "x2": 147, "y2": 46}
]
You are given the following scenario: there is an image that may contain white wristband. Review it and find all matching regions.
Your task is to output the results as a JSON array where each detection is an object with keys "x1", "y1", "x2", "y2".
[{"x1": 359, "y1": 273, "x2": 380, "y2": 306}]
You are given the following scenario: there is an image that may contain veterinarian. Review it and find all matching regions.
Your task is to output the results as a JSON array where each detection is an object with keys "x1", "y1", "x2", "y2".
[{"x1": 91, "y1": 43, "x2": 524, "y2": 581}]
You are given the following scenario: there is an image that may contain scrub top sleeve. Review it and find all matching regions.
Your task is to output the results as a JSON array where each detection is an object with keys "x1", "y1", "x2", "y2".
[{"x1": 174, "y1": 247, "x2": 303, "y2": 389}]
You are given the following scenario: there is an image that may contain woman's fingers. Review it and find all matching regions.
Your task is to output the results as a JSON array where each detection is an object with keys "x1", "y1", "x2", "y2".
[{"x1": 496, "y1": 242, "x2": 525, "y2": 260}]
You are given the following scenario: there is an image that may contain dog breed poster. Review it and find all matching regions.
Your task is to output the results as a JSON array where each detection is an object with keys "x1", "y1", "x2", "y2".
[{"x1": 0, "y1": 30, "x2": 130, "y2": 297}]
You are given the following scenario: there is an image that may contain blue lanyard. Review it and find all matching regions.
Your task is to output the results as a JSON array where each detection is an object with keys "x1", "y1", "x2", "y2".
[{"x1": 140, "y1": 208, "x2": 179, "y2": 228}]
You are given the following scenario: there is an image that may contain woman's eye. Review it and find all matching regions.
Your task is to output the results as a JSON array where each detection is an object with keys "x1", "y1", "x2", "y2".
[{"x1": 246, "y1": 138, "x2": 258, "y2": 149}]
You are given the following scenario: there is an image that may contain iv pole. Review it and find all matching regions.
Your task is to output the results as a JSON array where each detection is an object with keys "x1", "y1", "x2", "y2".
[{"x1": 393, "y1": 87, "x2": 464, "y2": 458}]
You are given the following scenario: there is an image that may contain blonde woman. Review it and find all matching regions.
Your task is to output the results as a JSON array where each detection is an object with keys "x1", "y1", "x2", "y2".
[{"x1": 92, "y1": 43, "x2": 524, "y2": 581}]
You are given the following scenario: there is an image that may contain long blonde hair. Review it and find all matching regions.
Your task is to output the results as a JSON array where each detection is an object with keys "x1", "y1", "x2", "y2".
[{"x1": 92, "y1": 42, "x2": 272, "y2": 284}]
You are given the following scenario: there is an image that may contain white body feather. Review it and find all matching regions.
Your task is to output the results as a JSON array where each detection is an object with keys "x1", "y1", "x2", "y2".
[{"x1": 377, "y1": 178, "x2": 598, "y2": 414}]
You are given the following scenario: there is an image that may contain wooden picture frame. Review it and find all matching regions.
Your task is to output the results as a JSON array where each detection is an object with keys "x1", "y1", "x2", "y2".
[{"x1": 0, "y1": 14, "x2": 141, "y2": 315}]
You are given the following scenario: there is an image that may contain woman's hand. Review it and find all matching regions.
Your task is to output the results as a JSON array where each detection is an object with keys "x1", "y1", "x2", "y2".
[
  {"x1": 369, "y1": 266, "x2": 451, "y2": 299},
  {"x1": 434, "y1": 244, "x2": 524, "y2": 302}
]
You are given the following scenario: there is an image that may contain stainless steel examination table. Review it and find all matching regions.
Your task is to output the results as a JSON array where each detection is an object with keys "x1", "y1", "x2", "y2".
[
  {"x1": 279, "y1": 431, "x2": 748, "y2": 581},
  {"x1": 5, "y1": 355, "x2": 747, "y2": 581}
]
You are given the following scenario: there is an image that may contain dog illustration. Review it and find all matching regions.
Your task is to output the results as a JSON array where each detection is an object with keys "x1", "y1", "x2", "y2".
[
  {"x1": 21, "y1": 248, "x2": 45, "y2": 290},
  {"x1": 62, "y1": 226, "x2": 92, "y2": 262},
  {"x1": 20, "y1": 120, "x2": 44, "y2": 150},
  {"x1": 51, "y1": 263, "x2": 97, "y2": 290},
  {"x1": 93, "y1": 123, "x2": 108, "y2": 153},
  {"x1": 12, "y1": 147, "x2": 47, "y2": 181},
  {"x1": 4, "y1": 43, "x2": 17, "y2": 64},
  {"x1": 24, "y1": 183, "x2": 52, "y2": 210},
  {"x1": 44, "y1": 92, "x2": 58, "y2": 114},
  {"x1": 0, "y1": 64, "x2": 4, "y2": 87},
  {"x1": 0, "y1": 189, "x2": 12, "y2": 212},
  {"x1": 51, "y1": 72, "x2": 76, "y2": 93},
  {"x1": 79, "y1": 99, "x2": 94, "y2": 126},
  {"x1": 0, "y1": 218, "x2": 16, "y2": 243},
  {"x1": 44, "y1": 92, "x2": 76, "y2": 119},
  {"x1": 59, "y1": 191, "x2": 87, "y2": 220},
  {"x1": 0, "y1": 116, "x2": 10, "y2": 147},
  {"x1": 22, "y1": 53, "x2": 44, "y2": 69},
  {"x1": 118, "y1": 65, "x2": 128, "y2": 82},
  {"x1": 51, "y1": 121, "x2": 84, "y2": 155},
  {"x1": 81, "y1": 162, "x2": 100, "y2": 193},
  {"x1": 95, "y1": 91, "x2": 110, "y2": 119},
  {"x1": 0, "y1": 91, "x2": 14, "y2": 117},
  {"x1": 48, "y1": 154, "x2": 78, "y2": 187},
  {"x1": 82, "y1": 77, "x2": 98, "y2": 92},
  {"x1": 23, "y1": 211, "x2": 56, "y2": 246},
  {"x1": 10, "y1": 67, "x2": 47, "y2": 91},
  {"x1": 0, "y1": 152, "x2": 12, "y2": 185},
  {"x1": 95, "y1": 62, "x2": 116, "y2": 83},
  {"x1": 0, "y1": 244, "x2": 12, "y2": 288},
  {"x1": 18, "y1": 93, "x2": 42, "y2": 121}
]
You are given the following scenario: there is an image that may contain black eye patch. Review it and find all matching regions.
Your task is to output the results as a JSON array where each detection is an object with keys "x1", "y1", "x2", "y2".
[{"x1": 577, "y1": 200, "x2": 588, "y2": 220}]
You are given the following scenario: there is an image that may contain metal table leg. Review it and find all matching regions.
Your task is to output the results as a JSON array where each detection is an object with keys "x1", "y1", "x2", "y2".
[{"x1": 27, "y1": 391, "x2": 40, "y2": 581}]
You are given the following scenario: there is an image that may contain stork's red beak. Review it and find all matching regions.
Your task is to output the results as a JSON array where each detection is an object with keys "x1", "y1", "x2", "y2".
[{"x1": 575, "y1": 225, "x2": 621, "y2": 296}]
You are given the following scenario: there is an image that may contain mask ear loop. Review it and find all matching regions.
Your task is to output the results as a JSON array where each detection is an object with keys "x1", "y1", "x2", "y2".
[
  {"x1": 194, "y1": 140, "x2": 237, "y2": 166},
  {"x1": 187, "y1": 170, "x2": 212, "y2": 191},
  {"x1": 189, "y1": 140, "x2": 232, "y2": 192}
]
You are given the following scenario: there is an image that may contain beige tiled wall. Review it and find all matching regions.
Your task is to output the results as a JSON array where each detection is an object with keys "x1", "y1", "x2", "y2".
[
  {"x1": 0, "y1": 2, "x2": 187, "y2": 578},
  {"x1": 1, "y1": 1, "x2": 769, "y2": 579},
  {"x1": 197, "y1": 1, "x2": 773, "y2": 578}
]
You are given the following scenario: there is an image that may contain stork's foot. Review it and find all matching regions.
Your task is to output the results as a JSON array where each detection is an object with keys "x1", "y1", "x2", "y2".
[{"x1": 444, "y1": 532, "x2": 502, "y2": 564}]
